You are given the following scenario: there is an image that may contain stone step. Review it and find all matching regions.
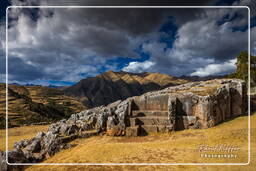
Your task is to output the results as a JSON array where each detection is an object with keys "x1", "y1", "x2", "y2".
[
  {"x1": 126, "y1": 126, "x2": 140, "y2": 137},
  {"x1": 131, "y1": 110, "x2": 168, "y2": 117},
  {"x1": 129, "y1": 116, "x2": 169, "y2": 127},
  {"x1": 140, "y1": 125, "x2": 169, "y2": 135}
]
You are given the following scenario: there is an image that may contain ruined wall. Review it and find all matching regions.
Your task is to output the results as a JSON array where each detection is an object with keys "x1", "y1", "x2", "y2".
[
  {"x1": 132, "y1": 94, "x2": 169, "y2": 111},
  {"x1": 230, "y1": 81, "x2": 246, "y2": 117},
  {"x1": 125, "y1": 79, "x2": 246, "y2": 132},
  {"x1": 2, "y1": 79, "x2": 246, "y2": 168},
  {"x1": 170, "y1": 80, "x2": 246, "y2": 129}
]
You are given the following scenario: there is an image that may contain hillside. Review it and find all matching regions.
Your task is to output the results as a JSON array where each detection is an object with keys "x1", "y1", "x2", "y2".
[
  {"x1": 0, "y1": 78, "x2": 251, "y2": 171},
  {"x1": 0, "y1": 84, "x2": 86, "y2": 128},
  {"x1": 64, "y1": 71, "x2": 188, "y2": 107},
  {"x1": 21, "y1": 114, "x2": 254, "y2": 170},
  {"x1": 1, "y1": 114, "x2": 253, "y2": 170}
]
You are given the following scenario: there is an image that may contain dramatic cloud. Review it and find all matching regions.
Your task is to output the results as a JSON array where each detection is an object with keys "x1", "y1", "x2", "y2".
[
  {"x1": 170, "y1": 14, "x2": 248, "y2": 61},
  {"x1": 133, "y1": 7, "x2": 249, "y2": 76},
  {"x1": 122, "y1": 61, "x2": 155, "y2": 73},
  {"x1": 4, "y1": 8, "x2": 164, "y2": 83},
  {"x1": 190, "y1": 59, "x2": 236, "y2": 77},
  {"x1": 10, "y1": 0, "x2": 218, "y2": 6},
  {"x1": 0, "y1": 0, "x2": 253, "y2": 85}
]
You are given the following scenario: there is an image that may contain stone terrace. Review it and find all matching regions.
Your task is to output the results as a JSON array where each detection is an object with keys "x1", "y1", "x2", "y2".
[
  {"x1": 0, "y1": 79, "x2": 246, "y2": 169},
  {"x1": 124, "y1": 79, "x2": 246, "y2": 136}
]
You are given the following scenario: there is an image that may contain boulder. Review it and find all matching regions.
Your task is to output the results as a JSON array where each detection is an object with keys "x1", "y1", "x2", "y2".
[
  {"x1": 59, "y1": 123, "x2": 79, "y2": 136},
  {"x1": 115, "y1": 100, "x2": 130, "y2": 126},
  {"x1": 66, "y1": 124, "x2": 79, "y2": 135},
  {"x1": 48, "y1": 123, "x2": 61, "y2": 134},
  {"x1": 8, "y1": 149, "x2": 29, "y2": 164},
  {"x1": 35, "y1": 132, "x2": 45, "y2": 139},
  {"x1": 96, "y1": 108, "x2": 111, "y2": 132},
  {"x1": 59, "y1": 124, "x2": 68, "y2": 135},
  {"x1": 106, "y1": 116, "x2": 117, "y2": 129},
  {"x1": 126, "y1": 126, "x2": 139, "y2": 137},
  {"x1": 25, "y1": 139, "x2": 41, "y2": 153},
  {"x1": 106, "y1": 125, "x2": 125, "y2": 136},
  {"x1": 13, "y1": 139, "x2": 29, "y2": 150},
  {"x1": 0, "y1": 151, "x2": 7, "y2": 171}
]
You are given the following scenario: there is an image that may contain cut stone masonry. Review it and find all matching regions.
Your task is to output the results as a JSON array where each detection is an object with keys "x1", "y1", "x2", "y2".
[{"x1": 0, "y1": 79, "x2": 246, "y2": 169}]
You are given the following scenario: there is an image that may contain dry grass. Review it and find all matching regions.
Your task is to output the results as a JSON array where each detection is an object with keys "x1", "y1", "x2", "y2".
[
  {"x1": 25, "y1": 114, "x2": 255, "y2": 171},
  {"x1": 0, "y1": 125, "x2": 49, "y2": 151}
]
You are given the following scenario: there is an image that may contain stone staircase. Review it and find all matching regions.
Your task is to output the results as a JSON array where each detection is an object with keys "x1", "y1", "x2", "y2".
[{"x1": 126, "y1": 110, "x2": 170, "y2": 136}]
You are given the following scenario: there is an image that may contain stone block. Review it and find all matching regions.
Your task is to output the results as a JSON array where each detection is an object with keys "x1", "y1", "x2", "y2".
[{"x1": 126, "y1": 126, "x2": 140, "y2": 136}]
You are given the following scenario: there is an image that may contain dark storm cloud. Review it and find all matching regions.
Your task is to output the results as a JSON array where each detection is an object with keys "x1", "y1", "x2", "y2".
[
  {"x1": 9, "y1": 59, "x2": 44, "y2": 81},
  {"x1": 123, "y1": 7, "x2": 249, "y2": 76},
  {"x1": 59, "y1": 8, "x2": 166, "y2": 35},
  {"x1": 0, "y1": 0, "x2": 252, "y2": 84},
  {"x1": 5, "y1": 7, "x2": 171, "y2": 83},
  {"x1": 10, "y1": 0, "x2": 218, "y2": 6}
]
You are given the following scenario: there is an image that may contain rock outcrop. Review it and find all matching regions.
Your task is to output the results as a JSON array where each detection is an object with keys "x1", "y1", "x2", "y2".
[
  {"x1": 0, "y1": 79, "x2": 246, "y2": 169},
  {"x1": 124, "y1": 79, "x2": 246, "y2": 135}
]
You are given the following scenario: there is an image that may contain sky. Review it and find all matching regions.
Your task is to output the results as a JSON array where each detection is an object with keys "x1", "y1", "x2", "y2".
[{"x1": 0, "y1": 0, "x2": 256, "y2": 86}]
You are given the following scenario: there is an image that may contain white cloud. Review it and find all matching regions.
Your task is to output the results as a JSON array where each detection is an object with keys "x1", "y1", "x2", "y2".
[
  {"x1": 122, "y1": 61, "x2": 155, "y2": 73},
  {"x1": 168, "y1": 14, "x2": 248, "y2": 62},
  {"x1": 190, "y1": 58, "x2": 237, "y2": 77},
  {"x1": 137, "y1": 8, "x2": 248, "y2": 76}
]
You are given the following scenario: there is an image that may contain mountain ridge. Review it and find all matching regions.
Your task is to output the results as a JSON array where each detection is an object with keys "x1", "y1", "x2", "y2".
[{"x1": 64, "y1": 71, "x2": 188, "y2": 108}]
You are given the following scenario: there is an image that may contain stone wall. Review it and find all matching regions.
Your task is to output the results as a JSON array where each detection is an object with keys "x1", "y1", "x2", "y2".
[
  {"x1": 132, "y1": 94, "x2": 169, "y2": 111},
  {"x1": 125, "y1": 79, "x2": 246, "y2": 133},
  {"x1": 0, "y1": 79, "x2": 246, "y2": 169}
]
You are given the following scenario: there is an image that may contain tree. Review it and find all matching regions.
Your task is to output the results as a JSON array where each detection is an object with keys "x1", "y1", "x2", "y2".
[{"x1": 229, "y1": 51, "x2": 256, "y2": 86}]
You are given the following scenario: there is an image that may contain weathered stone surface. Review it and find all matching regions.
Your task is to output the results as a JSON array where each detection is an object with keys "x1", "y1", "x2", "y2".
[
  {"x1": 96, "y1": 108, "x2": 110, "y2": 132},
  {"x1": 168, "y1": 97, "x2": 177, "y2": 131},
  {"x1": 125, "y1": 79, "x2": 246, "y2": 134},
  {"x1": 48, "y1": 122, "x2": 61, "y2": 134},
  {"x1": 115, "y1": 100, "x2": 130, "y2": 126},
  {"x1": 0, "y1": 151, "x2": 7, "y2": 171},
  {"x1": 25, "y1": 139, "x2": 41, "y2": 153},
  {"x1": 6, "y1": 149, "x2": 29, "y2": 170},
  {"x1": 126, "y1": 126, "x2": 139, "y2": 137},
  {"x1": 106, "y1": 125, "x2": 125, "y2": 136},
  {"x1": 1, "y1": 78, "x2": 246, "y2": 166},
  {"x1": 13, "y1": 139, "x2": 29, "y2": 150},
  {"x1": 106, "y1": 116, "x2": 117, "y2": 129},
  {"x1": 60, "y1": 124, "x2": 79, "y2": 136},
  {"x1": 181, "y1": 116, "x2": 199, "y2": 129}
]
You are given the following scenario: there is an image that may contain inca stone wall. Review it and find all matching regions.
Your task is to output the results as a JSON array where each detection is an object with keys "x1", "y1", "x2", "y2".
[
  {"x1": 0, "y1": 79, "x2": 246, "y2": 169},
  {"x1": 124, "y1": 79, "x2": 246, "y2": 135}
]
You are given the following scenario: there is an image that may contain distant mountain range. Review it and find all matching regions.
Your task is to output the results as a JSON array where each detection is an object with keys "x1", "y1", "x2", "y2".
[
  {"x1": 64, "y1": 71, "x2": 188, "y2": 107},
  {"x1": 0, "y1": 71, "x2": 228, "y2": 128}
]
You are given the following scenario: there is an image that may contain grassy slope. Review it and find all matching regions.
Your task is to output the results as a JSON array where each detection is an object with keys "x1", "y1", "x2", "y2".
[
  {"x1": 20, "y1": 114, "x2": 255, "y2": 171},
  {"x1": 0, "y1": 84, "x2": 86, "y2": 128},
  {"x1": 0, "y1": 125, "x2": 49, "y2": 151}
]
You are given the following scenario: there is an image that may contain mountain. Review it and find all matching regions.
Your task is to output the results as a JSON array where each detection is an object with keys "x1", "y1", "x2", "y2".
[
  {"x1": 0, "y1": 84, "x2": 86, "y2": 128},
  {"x1": 64, "y1": 71, "x2": 188, "y2": 107}
]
